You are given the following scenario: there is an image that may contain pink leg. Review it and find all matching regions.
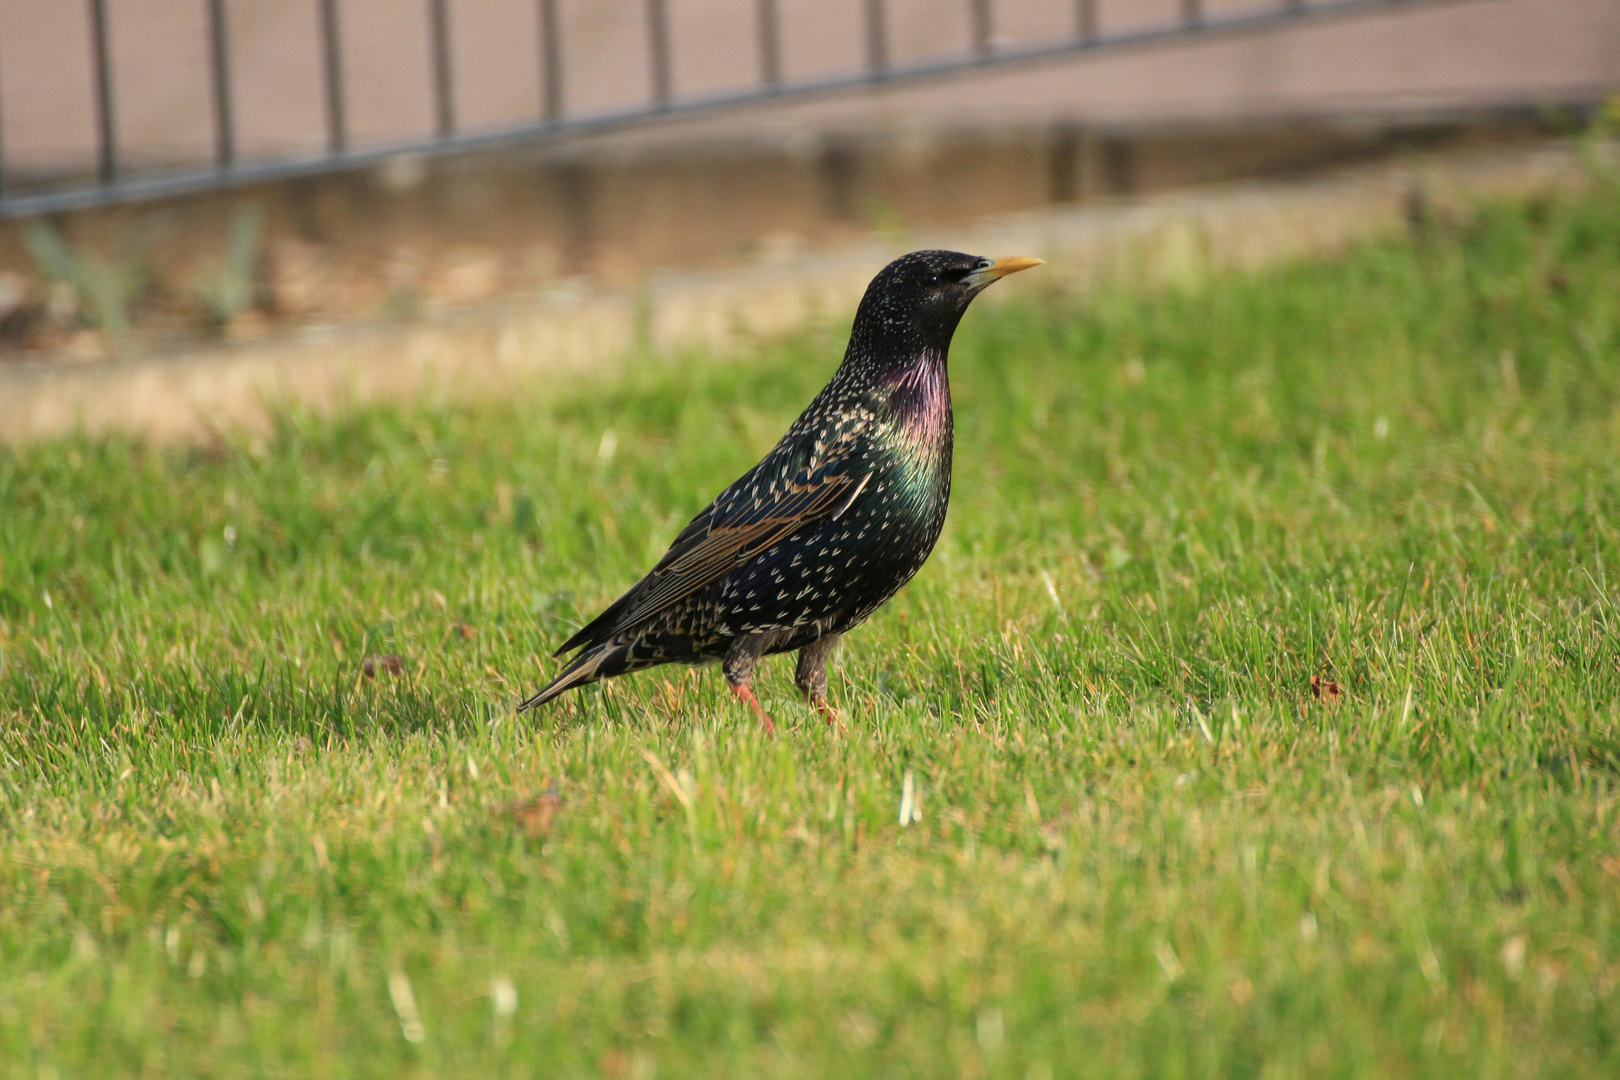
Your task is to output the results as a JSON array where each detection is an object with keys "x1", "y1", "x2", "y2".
[{"x1": 729, "y1": 682, "x2": 775, "y2": 736}]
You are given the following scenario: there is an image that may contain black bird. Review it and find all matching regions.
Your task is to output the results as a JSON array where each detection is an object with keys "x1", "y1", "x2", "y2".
[{"x1": 518, "y1": 250, "x2": 1042, "y2": 731}]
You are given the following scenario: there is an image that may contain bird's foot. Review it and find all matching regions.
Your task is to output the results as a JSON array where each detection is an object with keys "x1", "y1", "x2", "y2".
[
  {"x1": 729, "y1": 682, "x2": 775, "y2": 736},
  {"x1": 812, "y1": 694, "x2": 848, "y2": 734}
]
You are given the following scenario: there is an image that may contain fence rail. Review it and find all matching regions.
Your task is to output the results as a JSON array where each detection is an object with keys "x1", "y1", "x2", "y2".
[{"x1": 0, "y1": 0, "x2": 1442, "y2": 218}]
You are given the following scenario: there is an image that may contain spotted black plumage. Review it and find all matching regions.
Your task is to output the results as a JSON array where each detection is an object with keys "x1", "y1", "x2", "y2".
[{"x1": 518, "y1": 249, "x2": 1042, "y2": 731}]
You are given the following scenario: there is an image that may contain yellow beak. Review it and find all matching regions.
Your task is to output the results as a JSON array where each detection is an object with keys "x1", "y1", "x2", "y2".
[{"x1": 966, "y1": 255, "x2": 1045, "y2": 286}]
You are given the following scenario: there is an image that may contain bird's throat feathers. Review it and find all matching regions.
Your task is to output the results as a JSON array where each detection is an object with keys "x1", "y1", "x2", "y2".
[{"x1": 883, "y1": 350, "x2": 952, "y2": 461}]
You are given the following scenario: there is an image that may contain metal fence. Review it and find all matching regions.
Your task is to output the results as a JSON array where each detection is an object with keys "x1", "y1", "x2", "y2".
[{"x1": 0, "y1": 0, "x2": 1433, "y2": 218}]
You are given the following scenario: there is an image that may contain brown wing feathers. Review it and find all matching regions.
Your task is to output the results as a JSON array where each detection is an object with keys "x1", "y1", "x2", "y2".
[{"x1": 554, "y1": 467, "x2": 866, "y2": 657}]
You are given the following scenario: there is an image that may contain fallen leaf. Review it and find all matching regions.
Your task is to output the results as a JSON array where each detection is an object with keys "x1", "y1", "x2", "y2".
[
  {"x1": 450, "y1": 623, "x2": 477, "y2": 640},
  {"x1": 361, "y1": 654, "x2": 406, "y2": 679},
  {"x1": 598, "y1": 1049, "x2": 629, "y2": 1079},
  {"x1": 500, "y1": 784, "x2": 562, "y2": 837},
  {"x1": 1310, "y1": 675, "x2": 1342, "y2": 704}
]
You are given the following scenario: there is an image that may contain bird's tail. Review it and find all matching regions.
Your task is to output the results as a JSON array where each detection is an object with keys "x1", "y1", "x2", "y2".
[{"x1": 516, "y1": 642, "x2": 630, "y2": 712}]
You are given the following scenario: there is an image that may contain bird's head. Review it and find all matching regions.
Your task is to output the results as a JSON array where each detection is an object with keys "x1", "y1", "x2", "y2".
[{"x1": 849, "y1": 250, "x2": 1044, "y2": 362}]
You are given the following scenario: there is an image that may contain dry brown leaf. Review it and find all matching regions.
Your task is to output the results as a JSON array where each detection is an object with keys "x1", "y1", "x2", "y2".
[
  {"x1": 1310, "y1": 674, "x2": 1342, "y2": 704},
  {"x1": 361, "y1": 654, "x2": 405, "y2": 679},
  {"x1": 500, "y1": 786, "x2": 562, "y2": 838}
]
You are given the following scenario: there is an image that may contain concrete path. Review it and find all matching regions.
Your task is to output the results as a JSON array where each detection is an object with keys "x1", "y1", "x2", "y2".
[{"x1": 0, "y1": 138, "x2": 1603, "y2": 445}]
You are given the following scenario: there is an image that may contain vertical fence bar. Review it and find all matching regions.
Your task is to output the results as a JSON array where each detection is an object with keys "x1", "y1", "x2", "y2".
[
  {"x1": 864, "y1": 0, "x2": 887, "y2": 79},
  {"x1": 0, "y1": 43, "x2": 8, "y2": 199},
  {"x1": 1077, "y1": 0, "x2": 1097, "y2": 43},
  {"x1": 1181, "y1": 0, "x2": 1203, "y2": 29},
  {"x1": 646, "y1": 0, "x2": 671, "y2": 107},
  {"x1": 757, "y1": 0, "x2": 781, "y2": 87},
  {"x1": 428, "y1": 0, "x2": 455, "y2": 138},
  {"x1": 970, "y1": 0, "x2": 992, "y2": 58},
  {"x1": 87, "y1": 0, "x2": 117, "y2": 184},
  {"x1": 537, "y1": 0, "x2": 562, "y2": 121},
  {"x1": 318, "y1": 0, "x2": 346, "y2": 153},
  {"x1": 206, "y1": 0, "x2": 236, "y2": 169}
]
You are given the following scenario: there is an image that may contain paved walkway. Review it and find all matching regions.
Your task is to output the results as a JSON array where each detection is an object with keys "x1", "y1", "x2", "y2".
[{"x1": 0, "y1": 138, "x2": 1602, "y2": 445}]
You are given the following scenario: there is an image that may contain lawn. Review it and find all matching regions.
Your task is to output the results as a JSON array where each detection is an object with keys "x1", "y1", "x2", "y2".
[{"x1": 2, "y1": 159, "x2": 1619, "y2": 1078}]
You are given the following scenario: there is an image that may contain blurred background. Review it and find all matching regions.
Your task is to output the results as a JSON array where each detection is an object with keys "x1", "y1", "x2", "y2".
[{"x1": 0, "y1": 0, "x2": 1614, "y2": 434}]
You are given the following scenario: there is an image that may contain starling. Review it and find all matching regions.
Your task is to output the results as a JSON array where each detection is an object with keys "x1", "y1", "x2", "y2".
[{"x1": 518, "y1": 250, "x2": 1042, "y2": 731}]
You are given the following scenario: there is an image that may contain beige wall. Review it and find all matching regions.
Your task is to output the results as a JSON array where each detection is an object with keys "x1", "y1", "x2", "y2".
[{"x1": 0, "y1": 0, "x2": 1615, "y2": 182}]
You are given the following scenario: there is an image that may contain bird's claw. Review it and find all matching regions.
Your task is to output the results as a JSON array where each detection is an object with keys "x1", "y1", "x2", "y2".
[{"x1": 812, "y1": 695, "x2": 848, "y2": 734}]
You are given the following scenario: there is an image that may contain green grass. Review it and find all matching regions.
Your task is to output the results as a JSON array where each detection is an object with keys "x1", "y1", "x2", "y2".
[{"x1": 3, "y1": 165, "x2": 1620, "y2": 1078}]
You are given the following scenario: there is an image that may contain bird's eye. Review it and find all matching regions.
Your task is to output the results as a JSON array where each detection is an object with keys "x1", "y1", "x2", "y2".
[
  {"x1": 976, "y1": 258, "x2": 994, "y2": 270},
  {"x1": 921, "y1": 272, "x2": 942, "y2": 288}
]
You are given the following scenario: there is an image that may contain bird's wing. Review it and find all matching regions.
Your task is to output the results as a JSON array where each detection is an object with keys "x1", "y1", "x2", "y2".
[{"x1": 555, "y1": 438, "x2": 872, "y2": 655}]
